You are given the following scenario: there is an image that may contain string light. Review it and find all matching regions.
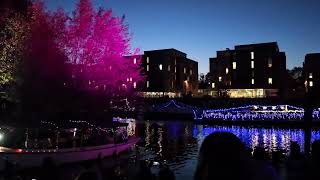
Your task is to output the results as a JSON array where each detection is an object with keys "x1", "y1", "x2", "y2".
[{"x1": 202, "y1": 105, "x2": 320, "y2": 121}]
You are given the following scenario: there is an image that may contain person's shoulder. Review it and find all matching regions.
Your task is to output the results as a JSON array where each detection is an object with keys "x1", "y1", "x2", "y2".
[{"x1": 251, "y1": 160, "x2": 279, "y2": 180}]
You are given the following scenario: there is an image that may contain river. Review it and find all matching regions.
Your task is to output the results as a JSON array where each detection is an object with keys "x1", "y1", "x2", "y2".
[{"x1": 131, "y1": 120, "x2": 320, "y2": 179}]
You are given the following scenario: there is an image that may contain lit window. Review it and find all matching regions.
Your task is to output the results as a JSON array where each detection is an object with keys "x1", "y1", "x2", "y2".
[
  {"x1": 251, "y1": 52, "x2": 254, "y2": 59},
  {"x1": 251, "y1": 61, "x2": 254, "y2": 68},
  {"x1": 159, "y1": 64, "x2": 162, "y2": 70},
  {"x1": 127, "y1": 78, "x2": 129, "y2": 82},
  {"x1": 184, "y1": 68, "x2": 186, "y2": 73},
  {"x1": 168, "y1": 65, "x2": 171, "y2": 71},
  {"x1": 146, "y1": 81, "x2": 149, "y2": 88},
  {"x1": 187, "y1": 76, "x2": 190, "y2": 81},
  {"x1": 146, "y1": 57, "x2": 149, "y2": 63},
  {"x1": 232, "y1": 62, "x2": 237, "y2": 69},
  {"x1": 129, "y1": 77, "x2": 132, "y2": 82},
  {"x1": 147, "y1": 65, "x2": 149, "y2": 71},
  {"x1": 219, "y1": 76, "x2": 222, "y2": 82},
  {"x1": 133, "y1": 58, "x2": 137, "y2": 64},
  {"x1": 133, "y1": 82, "x2": 136, "y2": 89},
  {"x1": 268, "y1": 58, "x2": 272, "y2": 67},
  {"x1": 251, "y1": 79, "x2": 255, "y2": 85},
  {"x1": 175, "y1": 67, "x2": 177, "y2": 73},
  {"x1": 175, "y1": 59, "x2": 177, "y2": 65},
  {"x1": 226, "y1": 68, "x2": 229, "y2": 74},
  {"x1": 190, "y1": 69, "x2": 193, "y2": 75},
  {"x1": 309, "y1": 73, "x2": 313, "y2": 78},
  {"x1": 268, "y1": 78, "x2": 272, "y2": 85},
  {"x1": 309, "y1": 81, "x2": 313, "y2": 87},
  {"x1": 212, "y1": 82, "x2": 215, "y2": 88}
]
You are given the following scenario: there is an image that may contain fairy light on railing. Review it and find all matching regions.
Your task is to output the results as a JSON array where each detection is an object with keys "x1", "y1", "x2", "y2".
[
  {"x1": 68, "y1": 120, "x2": 110, "y2": 133},
  {"x1": 200, "y1": 105, "x2": 320, "y2": 121}
]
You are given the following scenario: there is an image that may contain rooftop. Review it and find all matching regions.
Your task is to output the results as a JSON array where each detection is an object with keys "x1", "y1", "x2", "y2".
[{"x1": 144, "y1": 48, "x2": 187, "y2": 56}]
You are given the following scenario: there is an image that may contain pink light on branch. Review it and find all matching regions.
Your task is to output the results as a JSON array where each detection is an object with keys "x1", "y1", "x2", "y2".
[{"x1": 50, "y1": 0, "x2": 144, "y2": 96}]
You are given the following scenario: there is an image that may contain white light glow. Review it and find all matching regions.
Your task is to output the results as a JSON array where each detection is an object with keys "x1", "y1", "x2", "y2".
[
  {"x1": 309, "y1": 81, "x2": 313, "y2": 87},
  {"x1": 159, "y1": 64, "x2": 162, "y2": 70},
  {"x1": 232, "y1": 62, "x2": 237, "y2": 69},
  {"x1": 268, "y1": 58, "x2": 272, "y2": 67},
  {"x1": 251, "y1": 51, "x2": 254, "y2": 59}
]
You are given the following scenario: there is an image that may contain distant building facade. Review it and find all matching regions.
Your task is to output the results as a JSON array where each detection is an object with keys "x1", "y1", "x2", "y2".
[
  {"x1": 139, "y1": 49, "x2": 198, "y2": 98},
  {"x1": 303, "y1": 53, "x2": 320, "y2": 99},
  {"x1": 209, "y1": 42, "x2": 286, "y2": 98}
]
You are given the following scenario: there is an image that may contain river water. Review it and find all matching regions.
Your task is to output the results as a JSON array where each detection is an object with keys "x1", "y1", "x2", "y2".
[{"x1": 131, "y1": 120, "x2": 320, "y2": 179}]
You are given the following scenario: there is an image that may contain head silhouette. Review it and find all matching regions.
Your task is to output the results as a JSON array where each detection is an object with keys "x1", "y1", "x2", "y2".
[
  {"x1": 312, "y1": 140, "x2": 320, "y2": 161},
  {"x1": 289, "y1": 141, "x2": 301, "y2": 159},
  {"x1": 194, "y1": 132, "x2": 251, "y2": 180}
]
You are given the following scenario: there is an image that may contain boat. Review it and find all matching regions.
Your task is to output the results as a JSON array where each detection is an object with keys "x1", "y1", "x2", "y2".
[{"x1": 0, "y1": 120, "x2": 140, "y2": 170}]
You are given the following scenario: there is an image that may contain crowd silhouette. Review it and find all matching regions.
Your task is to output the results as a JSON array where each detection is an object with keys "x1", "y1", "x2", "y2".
[{"x1": 194, "y1": 132, "x2": 320, "y2": 180}]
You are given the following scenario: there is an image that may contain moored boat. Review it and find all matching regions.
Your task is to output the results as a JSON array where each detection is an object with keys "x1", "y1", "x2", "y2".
[{"x1": 0, "y1": 120, "x2": 140, "y2": 170}]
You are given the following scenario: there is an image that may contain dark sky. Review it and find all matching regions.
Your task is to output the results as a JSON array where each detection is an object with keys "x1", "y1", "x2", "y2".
[{"x1": 45, "y1": 0, "x2": 320, "y2": 74}]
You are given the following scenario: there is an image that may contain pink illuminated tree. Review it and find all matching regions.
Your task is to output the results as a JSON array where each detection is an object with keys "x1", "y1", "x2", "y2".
[
  {"x1": 54, "y1": 0, "x2": 144, "y2": 97},
  {"x1": 20, "y1": 1, "x2": 69, "y2": 112}
]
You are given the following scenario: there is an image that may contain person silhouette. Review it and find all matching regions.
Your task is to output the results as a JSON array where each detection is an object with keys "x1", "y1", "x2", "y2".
[
  {"x1": 308, "y1": 140, "x2": 320, "y2": 180},
  {"x1": 194, "y1": 132, "x2": 278, "y2": 180},
  {"x1": 158, "y1": 163, "x2": 175, "y2": 180},
  {"x1": 285, "y1": 141, "x2": 306, "y2": 180}
]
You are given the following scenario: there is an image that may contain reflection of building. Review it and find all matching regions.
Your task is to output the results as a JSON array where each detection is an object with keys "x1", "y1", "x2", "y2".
[
  {"x1": 137, "y1": 49, "x2": 198, "y2": 98},
  {"x1": 303, "y1": 53, "x2": 320, "y2": 99},
  {"x1": 209, "y1": 42, "x2": 286, "y2": 98}
]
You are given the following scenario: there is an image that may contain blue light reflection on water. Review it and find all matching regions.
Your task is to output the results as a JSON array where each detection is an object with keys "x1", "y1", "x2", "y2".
[
  {"x1": 192, "y1": 126, "x2": 306, "y2": 154},
  {"x1": 133, "y1": 120, "x2": 320, "y2": 180}
]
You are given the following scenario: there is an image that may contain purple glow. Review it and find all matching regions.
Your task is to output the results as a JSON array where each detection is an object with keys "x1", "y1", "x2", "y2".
[{"x1": 49, "y1": 0, "x2": 144, "y2": 96}]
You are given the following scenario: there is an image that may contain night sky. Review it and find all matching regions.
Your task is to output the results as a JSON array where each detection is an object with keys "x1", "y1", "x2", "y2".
[{"x1": 45, "y1": 0, "x2": 320, "y2": 74}]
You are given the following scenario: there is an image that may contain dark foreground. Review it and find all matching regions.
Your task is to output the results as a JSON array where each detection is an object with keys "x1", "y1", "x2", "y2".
[{"x1": 2, "y1": 120, "x2": 320, "y2": 180}]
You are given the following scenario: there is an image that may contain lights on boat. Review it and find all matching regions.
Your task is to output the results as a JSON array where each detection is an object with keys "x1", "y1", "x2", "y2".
[
  {"x1": 272, "y1": 106, "x2": 276, "y2": 110},
  {"x1": 262, "y1": 106, "x2": 267, "y2": 110},
  {"x1": 15, "y1": 149, "x2": 23, "y2": 153}
]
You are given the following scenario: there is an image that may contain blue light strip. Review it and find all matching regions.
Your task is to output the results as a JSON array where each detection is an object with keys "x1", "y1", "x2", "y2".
[{"x1": 202, "y1": 105, "x2": 320, "y2": 121}]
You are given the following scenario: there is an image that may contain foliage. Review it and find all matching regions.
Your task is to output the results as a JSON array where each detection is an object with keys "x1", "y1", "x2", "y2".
[
  {"x1": 0, "y1": 12, "x2": 29, "y2": 102},
  {"x1": 53, "y1": 0, "x2": 144, "y2": 96},
  {"x1": 0, "y1": 0, "x2": 143, "y2": 112}
]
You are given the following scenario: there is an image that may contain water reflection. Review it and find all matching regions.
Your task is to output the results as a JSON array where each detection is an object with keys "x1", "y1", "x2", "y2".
[
  {"x1": 193, "y1": 126, "x2": 306, "y2": 154},
  {"x1": 129, "y1": 120, "x2": 320, "y2": 179}
]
